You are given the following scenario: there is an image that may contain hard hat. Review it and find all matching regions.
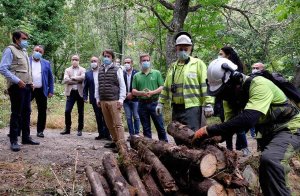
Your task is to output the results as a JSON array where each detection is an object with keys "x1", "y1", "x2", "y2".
[
  {"x1": 175, "y1": 35, "x2": 192, "y2": 46},
  {"x1": 207, "y1": 57, "x2": 238, "y2": 96}
]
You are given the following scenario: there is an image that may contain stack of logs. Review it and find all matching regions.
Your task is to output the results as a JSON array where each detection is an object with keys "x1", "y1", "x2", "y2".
[{"x1": 85, "y1": 121, "x2": 249, "y2": 196}]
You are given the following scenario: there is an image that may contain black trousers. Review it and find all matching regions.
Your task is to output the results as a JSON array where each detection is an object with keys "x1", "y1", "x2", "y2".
[
  {"x1": 91, "y1": 100, "x2": 110, "y2": 137},
  {"x1": 32, "y1": 88, "x2": 47, "y2": 133},
  {"x1": 65, "y1": 90, "x2": 84, "y2": 131},
  {"x1": 259, "y1": 128, "x2": 300, "y2": 196},
  {"x1": 8, "y1": 84, "x2": 32, "y2": 143}
]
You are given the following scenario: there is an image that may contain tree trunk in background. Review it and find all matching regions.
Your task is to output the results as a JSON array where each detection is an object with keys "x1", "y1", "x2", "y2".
[{"x1": 293, "y1": 65, "x2": 300, "y2": 89}]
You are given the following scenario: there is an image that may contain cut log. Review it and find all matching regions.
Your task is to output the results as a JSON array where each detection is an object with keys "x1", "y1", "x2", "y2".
[
  {"x1": 85, "y1": 166, "x2": 106, "y2": 196},
  {"x1": 205, "y1": 145, "x2": 226, "y2": 170},
  {"x1": 97, "y1": 173, "x2": 111, "y2": 196},
  {"x1": 102, "y1": 152, "x2": 133, "y2": 196},
  {"x1": 131, "y1": 136, "x2": 220, "y2": 177},
  {"x1": 130, "y1": 138, "x2": 179, "y2": 193},
  {"x1": 193, "y1": 178, "x2": 227, "y2": 196},
  {"x1": 137, "y1": 162, "x2": 164, "y2": 196},
  {"x1": 167, "y1": 121, "x2": 194, "y2": 146}
]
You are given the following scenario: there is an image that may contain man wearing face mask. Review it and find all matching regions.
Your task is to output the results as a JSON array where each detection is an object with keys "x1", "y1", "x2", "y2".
[
  {"x1": 132, "y1": 53, "x2": 168, "y2": 141},
  {"x1": 123, "y1": 57, "x2": 140, "y2": 140},
  {"x1": 0, "y1": 31, "x2": 40, "y2": 151},
  {"x1": 95, "y1": 49, "x2": 126, "y2": 151},
  {"x1": 251, "y1": 62, "x2": 265, "y2": 73},
  {"x1": 61, "y1": 55, "x2": 86, "y2": 136},
  {"x1": 157, "y1": 32, "x2": 214, "y2": 144},
  {"x1": 30, "y1": 45, "x2": 54, "y2": 138},
  {"x1": 83, "y1": 56, "x2": 111, "y2": 140}
]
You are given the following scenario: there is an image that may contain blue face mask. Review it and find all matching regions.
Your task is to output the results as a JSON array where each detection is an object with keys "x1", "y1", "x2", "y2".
[
  {"x1": 33, "y1": 51, "x2": 42, "y2": 60},
  {"x1": 142, "y1": 61, "x2": 150, "y2": 70},
  {"x1": 177, "y1": 51, "x2": 189, "y2": 60},
  {"x1": 20, "y1": 40, "x2": 29, "y2": 49},
  {"x1": 103, "y1": 57, "x2": 112, "y2": 66}
]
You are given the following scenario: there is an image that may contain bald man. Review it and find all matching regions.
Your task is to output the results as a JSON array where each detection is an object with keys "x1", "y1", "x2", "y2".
[{"x1": 252, "y1": 62, "x2": 265, "y2": 73}]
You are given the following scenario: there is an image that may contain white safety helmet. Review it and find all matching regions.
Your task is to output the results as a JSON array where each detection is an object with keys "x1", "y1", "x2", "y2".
[
  {"x1": 207, "y1": 57, "x2": 239, "y2": 96},
  {"x1": 175, "y1": 35, "x2": 192, "y2": 46}
]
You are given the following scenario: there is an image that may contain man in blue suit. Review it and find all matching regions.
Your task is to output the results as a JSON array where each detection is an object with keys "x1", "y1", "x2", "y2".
[
  {"x1": 123, "y1": 57, "x2": 140, "y2": 139},
  {"x1": 83, "y1": 56, "x2": 111, "y2": 140},
  {"x1": 30, "y1": 45, "x2": 54, "y2": 138}
]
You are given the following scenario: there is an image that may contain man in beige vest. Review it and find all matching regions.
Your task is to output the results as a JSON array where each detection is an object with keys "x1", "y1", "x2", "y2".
[
  {"x1": 61, "y1": 55, "x2": 86, "y2": 136},
  {"x1": 0, "y1": 31, "x2": 40, "y2": 152}
]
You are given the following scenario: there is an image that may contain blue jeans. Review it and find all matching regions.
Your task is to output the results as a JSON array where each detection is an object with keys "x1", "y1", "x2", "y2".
[
  {"x1": 226, "y1": 131, "x2": 248, "y2": 150},
  {"x1": 123, "y1": 100, "x2": 140, "y2": 136},
  {"x1": 250, "y1": 127, "x2": 256, "y2": 138},
  {"x1": 138, "y1": 101, "x2": 168, "y2": 142}
]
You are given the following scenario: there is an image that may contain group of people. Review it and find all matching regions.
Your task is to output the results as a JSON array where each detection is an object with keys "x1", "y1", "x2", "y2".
[{"x1": 1, "y1": 30, "x2": 299, "y2": 196}]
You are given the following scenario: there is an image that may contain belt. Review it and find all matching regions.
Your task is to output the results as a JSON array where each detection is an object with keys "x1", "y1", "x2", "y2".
[{"x1": 139, "y1": 98, "x2": 158, "y2": 103}]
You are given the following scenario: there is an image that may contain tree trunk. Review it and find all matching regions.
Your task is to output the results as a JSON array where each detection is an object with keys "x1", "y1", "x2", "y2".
[
  {"x1": 102, "y1": 152, "x2": 133, "y2": 196},
  {"x1": 85, "y1": 166, "x2": 106, "y2": 196},
  {"x1": 130, "y1": 138, "x2": 179, "y2": 193},
  {"x1": 167, "y1": 121, "x2": 195, "y2": 146},
  {"x1": 165, "y1": 0, "x2": 191, "y2": 66},
  {"x1": 118, "y1": 143, "x2": 148, "y2": 196},
  {"x1": 136, "y1": 162, "x2": 164, "y2": 196},
  {"x1": 131, "y1": 136, "x2": 224, "y2": 177},
  {"x1": 193, "y1": 178, "x2": 227, "y2": 196},
  {"x1": 293, "y1": 65, "x2": 300, "y2": 89}
]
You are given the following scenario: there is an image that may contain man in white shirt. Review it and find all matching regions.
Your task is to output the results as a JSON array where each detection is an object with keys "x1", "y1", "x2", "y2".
[
  {"x1": 61, "y1": 55, "x2": 86, "y2": 136},
  {"x1": 30, "y1": 45, "x2": 54, "y2": 138},
  {"x1": 95, "y1": 49, "x2": 126, "y2": 152}
]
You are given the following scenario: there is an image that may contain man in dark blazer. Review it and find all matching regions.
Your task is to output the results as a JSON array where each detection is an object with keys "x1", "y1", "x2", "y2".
[
  {"x1": 83, "y1": 56, "x2": 111, "y2": 140},
  {"x1": 123, "y1": 57, "x2": 140, "y2": 139},
  {"x1": 30, "y1": 45, "x2": 54, "y2": 138}
]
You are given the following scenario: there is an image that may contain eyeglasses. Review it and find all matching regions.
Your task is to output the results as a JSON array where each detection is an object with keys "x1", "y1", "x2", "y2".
[{"x1": 72, "y1": 59, "x2": 79, "y2": 61}]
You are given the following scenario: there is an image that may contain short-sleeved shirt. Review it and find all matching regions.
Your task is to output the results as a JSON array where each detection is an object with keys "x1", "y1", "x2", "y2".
[{"x1": 132, "y1": 69, "x2": 164, "y2": 100}]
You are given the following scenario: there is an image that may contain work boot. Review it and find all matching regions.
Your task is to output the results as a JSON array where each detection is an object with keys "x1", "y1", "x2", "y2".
[
  {"x1": 22, "y1": 137, "x2": 40, "y2": 145},
  {"x1": 10, "y1": 142, "x2": 21, "y2": 152},
  {"x1": 60, "y1": 129, "x2": 70, "y2": 135},
  {"x1": 37, "y1": 132, "x2": 44, "y2": 138},
  {"x1": 104, "y1": 142, "x2": 116, "y2": 148}
]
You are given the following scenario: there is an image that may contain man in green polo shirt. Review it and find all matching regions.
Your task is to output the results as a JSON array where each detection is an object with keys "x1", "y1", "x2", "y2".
[{"x1": 132, "y1": 53, "x2": 168, "y2": 141}]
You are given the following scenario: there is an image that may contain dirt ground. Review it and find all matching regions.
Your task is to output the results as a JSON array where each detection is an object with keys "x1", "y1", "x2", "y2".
[{"x1": 0, "y1": 127, "x2": 299, "y2": 195}]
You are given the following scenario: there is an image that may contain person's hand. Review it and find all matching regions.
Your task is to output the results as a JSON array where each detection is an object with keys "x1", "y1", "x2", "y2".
[
  {"x1": 18, "y1": 80, "x2": 26, "y2": 88},
  {"x1": 146, "y1": 90, "x2": 154, "y2": 98},
  {"x1": 156, "y1": 103, "x2": 163, "y2": 115},
  {"x1": 97, "y1": 101, "x2": 101, "y2": 108},
  {"x1": 204, "y1": 104, "x2": 214, "y2": 117},
  {"x1": 48, "y1": 93, "x2": 53, "y2": 98},
  {"x1": 126, "y1": 93, "x2": 133, "y2": 100},
  {"x1": 117, "y1": 101, "x2": 123, "y2": 109},
  {"x1": 192, "y1": 126, "x2": 208, "y2": 144}
]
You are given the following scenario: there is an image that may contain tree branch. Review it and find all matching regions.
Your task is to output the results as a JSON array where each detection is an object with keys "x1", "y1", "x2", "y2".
[
  {"x1": 99, "y1": 3, "x2": 124, "y2": 10},
  {"x1": 134, "y1": 1, "x2": 174, "y2": 32},
  {"x1": 221, "y1": 5, "x2": 259, "y2": 34},
  {"x1": 188, "y1": 4, "x2": 202, "y2": 12},
  {"x1": 157, "y1": 0, "x2": 174, "y2": 10}
]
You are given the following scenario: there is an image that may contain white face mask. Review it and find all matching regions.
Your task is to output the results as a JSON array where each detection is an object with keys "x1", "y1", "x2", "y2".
[
  {"x1": 252, "y1": 69, "x2": 259, "y2": 74},
  {"x1": 124, "y1": 63, "x2": 131, "y2": 70},
  {"x1": 90, "y1": 62, "x2": 98, "y2": 69}
]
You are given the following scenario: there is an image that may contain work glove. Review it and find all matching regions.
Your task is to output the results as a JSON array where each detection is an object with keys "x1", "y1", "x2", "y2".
[
  {"x1": 156, "y1": 103, "x2": 163, "y2": 115},
  {"x1": 192, "y1": 126, "x2": 208, "y2": 145},
  {"x1": 204, "y1": 104, "x2": 214, "y2": 117}
]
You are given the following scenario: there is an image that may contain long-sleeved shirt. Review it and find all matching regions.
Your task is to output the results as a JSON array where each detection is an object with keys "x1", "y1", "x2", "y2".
[
  {"x1": 0, "y1": 48, "x2": 28, "y2": 84},
  {"x1": 94, "y1": 63, "x2": 126, "y2": 103}
]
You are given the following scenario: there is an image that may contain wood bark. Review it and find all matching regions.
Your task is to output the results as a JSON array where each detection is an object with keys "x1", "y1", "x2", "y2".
[
  {"x1": 131, "y1": 136, "x2": 221, "y2": 177},
  {"x1": 130, "y1": 138, "x2": 179, "y2": 193},
  {"x1": 97, "y1": 173, "x2": 111, "y2": 196},
  {"x1": 167, "y1": 121, "x2": 194, "y2": 146},
  {"x1": 118, "y1": 145, "x2": 148, "y2": 196},
  {"x1": 85, "y1": 166, "x2": 106, "y2": 196},
  {"x1": 193, "y1": 178, "x2": 227, "y2": 196},
  {"x1": 137, "y1": 162, "x2": 164, "y2": 196},
  {"x1": 102, "y1": 152, "x2": 133, "y2": 196}
]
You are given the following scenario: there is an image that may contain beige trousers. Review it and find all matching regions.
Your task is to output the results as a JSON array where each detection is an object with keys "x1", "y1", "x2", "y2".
[{"x1": 100, "y1": 101, "x2": 125, "y2": 143}]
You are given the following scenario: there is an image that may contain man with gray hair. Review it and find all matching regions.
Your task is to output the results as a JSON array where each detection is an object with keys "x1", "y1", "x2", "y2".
[{"x1": 251, "y1": 62, "x2": 265, "y2": 73}]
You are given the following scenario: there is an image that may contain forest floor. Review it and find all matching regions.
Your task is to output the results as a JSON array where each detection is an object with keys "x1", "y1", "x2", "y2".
[{"x1": 0, "y1": 127, "x2": 299, "y2": 195}]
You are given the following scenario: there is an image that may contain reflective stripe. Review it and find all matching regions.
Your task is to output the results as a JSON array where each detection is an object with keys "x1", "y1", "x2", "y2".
[
  {"x1": 174, "y1": 83, "x2": 183, "y2": 88},
  {"x1": 184, "y1": 93, "x2": 203, "y2": 99},
  {"x1": 184, "y1": 83, "x2": 207, "y2": 89},
  {"x1": 163, "y1": 86, "x2": 170, "y2": 91},
  {"x1": 160, "y1": 94, "x2": 169, "y2": 99},
  {"x1": 172, "y1": 92, "x2": 184, "y2": 98}
]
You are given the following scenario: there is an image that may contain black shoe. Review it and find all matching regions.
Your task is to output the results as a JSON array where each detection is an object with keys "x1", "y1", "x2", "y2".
[
  {"x1": 10, "y1": 142, "x2": 20, "y2": 152},
  {"x1": 105, "y1": 136, "x2": 112, "y2": 141},
  {"x1": 95, "y1": 135, "x2": 104, "y2": 140},
  {"x1": 104, "y1": 142, "x2": 116, "y2": 148},
  {"x1": 112, "y1": 147, "x2": 118, "y2": 153},
  {"x1": 77, "y1": 130, "x2": 82, "y2": 136},
  {"x1": 37, "y1": 132, "x2": 44, "y2": 138},
  {"x1": 60, "y1": 129, "x2": 70, "y2": 135},
  {"x1": 22, "y1": 138, "x2": 40, "y2": 145}
]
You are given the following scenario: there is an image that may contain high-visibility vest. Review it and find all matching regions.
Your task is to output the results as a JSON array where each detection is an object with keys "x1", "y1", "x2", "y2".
[{"x1": 159, "y1": 57, "x2": 214, "y2": 109}]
